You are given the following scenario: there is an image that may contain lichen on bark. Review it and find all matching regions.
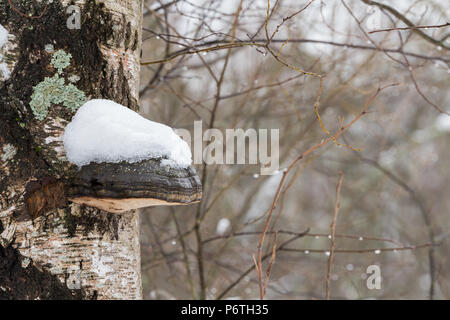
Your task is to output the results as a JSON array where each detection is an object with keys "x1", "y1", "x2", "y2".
[
  {"x1": 0, "y1": 0, "x2": 144, "y2": 299},
  {"x1": 29, "y1": 49, "x2": 86, "y2": 120}
]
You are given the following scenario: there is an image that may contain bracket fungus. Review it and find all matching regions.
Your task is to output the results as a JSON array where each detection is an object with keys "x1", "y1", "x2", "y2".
[{"x1": 63, "y1": 99, "x2": 202, "y2": 213}]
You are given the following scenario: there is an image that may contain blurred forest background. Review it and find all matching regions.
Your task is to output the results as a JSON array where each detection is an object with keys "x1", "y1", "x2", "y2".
[{"x1": 138, "y1": 0, "x2": 449, "y2": 299}]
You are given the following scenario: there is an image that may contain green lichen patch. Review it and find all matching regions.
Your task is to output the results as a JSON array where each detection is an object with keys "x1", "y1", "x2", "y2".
[
  {"x1": 51, "y1": 50, "x2": 71, "y2": 75},
  {"x1": 1, "y1": 0, "x2": 138, "y2": 123},
  {"x1": 30, "y1": 74, "x2": 86, "y2": 120},
  {"x1": 30, "y1": 75, "x2": 65, "y2": 120},
  {"x1": 30, "y1": 50, "x2": 86, "y2": 120},
  {"x1": 63, "y1": 83, "x2": 86, "y2": 112}
]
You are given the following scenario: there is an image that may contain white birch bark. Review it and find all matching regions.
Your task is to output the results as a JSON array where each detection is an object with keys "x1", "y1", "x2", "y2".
[{"x1": 0, "y1": 0, "x2": 144, "y2": 299}]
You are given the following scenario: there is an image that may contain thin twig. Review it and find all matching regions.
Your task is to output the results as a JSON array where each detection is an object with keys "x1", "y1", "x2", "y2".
[
  {"x1": 216, "y1": 229, "x2": 310, "y2": 300},
  {"x1": 369, "y1": 22, "x2": 450, "y2": 34},
  {"x1": 171, "y1": 210, "x2": 197, "y2": 299},
  {"x1": 325, "y1": 171, "x2": 344, "y2": 300},
  {"x1": 281, "y1": 242, "x2": 437, "y2": 254},
  {"x1": 263, "y1": 231, "x2": 278, "y2": 298},
  {"x1": 360, "y1": 0, "x2": 449, "y2": 50},
  {"x1": 255, "y1": 82, "x2": 396, "y2": 300},
  {"x1": 142, "y1": 37, "x2": 449, "y2": 63},
  {"x1": 8, "y1": 0, "x2": 47, "y2": 19}
]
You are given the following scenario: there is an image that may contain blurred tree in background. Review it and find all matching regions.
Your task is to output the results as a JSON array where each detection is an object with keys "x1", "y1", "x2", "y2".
[{"x1": 139, "y1": 0, "x2": 449, "y2": 300}]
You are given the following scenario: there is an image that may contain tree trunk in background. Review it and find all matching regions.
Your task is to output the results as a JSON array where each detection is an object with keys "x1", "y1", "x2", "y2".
[{"x1": 0, "y1": 0, "x2": 143, "y2": 299}]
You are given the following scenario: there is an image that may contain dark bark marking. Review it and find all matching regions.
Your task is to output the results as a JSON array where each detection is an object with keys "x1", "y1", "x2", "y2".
[
  {"x1": 124, "y1": 21, "x2": 132, "y2": 50},
  {"x1": 24, "y1": 176, "x2": 66, "y2": 219},
  {"x1": 63, "y1": 206, "x2": 120, "y2": 240},
  {"x1": 0, "y1": 244, "x2": 84, "y2": 300}
]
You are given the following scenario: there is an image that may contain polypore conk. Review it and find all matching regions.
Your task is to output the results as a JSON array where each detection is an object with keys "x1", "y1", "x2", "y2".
[
  {"x1": 63, "y1": 99, "x2": 192, "y2": 169},
  {"x1": 67, "y1": 159, "x2": 202, "y2": 213},
  {"x1": 63, "y1": 99, "x2": 201, "y2": 213}
]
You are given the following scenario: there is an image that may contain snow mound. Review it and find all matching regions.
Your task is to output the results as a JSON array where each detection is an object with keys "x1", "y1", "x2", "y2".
[{"x1": 63, "y1": 99, "x2": 192, "y2": 168}]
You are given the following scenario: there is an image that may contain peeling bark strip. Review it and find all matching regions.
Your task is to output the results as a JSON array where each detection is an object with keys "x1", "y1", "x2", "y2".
[
  {"x1": 24, "y1": 176, "x2": 66, "y2": 219},
  {"x1": 0, "y1": 0, "x2": 144, "y2": 299}
]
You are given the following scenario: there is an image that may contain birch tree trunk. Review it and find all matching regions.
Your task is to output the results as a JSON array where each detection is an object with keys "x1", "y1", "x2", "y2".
[{"x1": 0, "y1": 0, "x2": 143, "y2": 299}]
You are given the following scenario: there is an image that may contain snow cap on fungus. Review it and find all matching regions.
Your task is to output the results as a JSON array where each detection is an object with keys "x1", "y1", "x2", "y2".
[{"x1": 63, "y1": 99, "x2": 201, "y2": 213}]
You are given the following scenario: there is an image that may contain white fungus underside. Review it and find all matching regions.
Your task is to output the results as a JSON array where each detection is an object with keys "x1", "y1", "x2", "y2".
[{"x1": 63, "y1": 99, "x2": 192, "y2": 168}]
